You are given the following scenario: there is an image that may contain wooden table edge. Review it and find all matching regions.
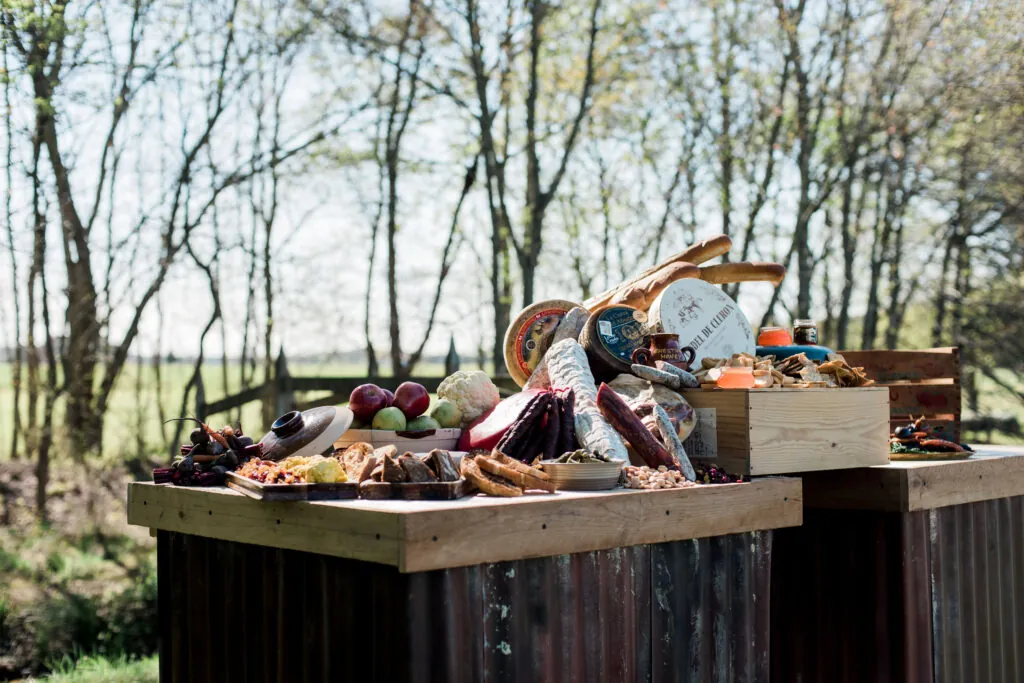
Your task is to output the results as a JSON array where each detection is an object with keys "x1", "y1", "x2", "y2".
[
  {"x1": 802, "y1": 449, "x2": 1024, "y2": 512},
  {"x1": 127, "y1": 477, "x2": 801, "y2": 572}
]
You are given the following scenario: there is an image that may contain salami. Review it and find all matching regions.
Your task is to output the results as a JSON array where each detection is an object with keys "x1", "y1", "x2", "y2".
[{"x1": 545, "y1": 339, "x2": 629, "y2": 462}]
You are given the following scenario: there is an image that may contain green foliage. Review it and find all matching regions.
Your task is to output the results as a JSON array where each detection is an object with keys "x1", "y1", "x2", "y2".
[{"x1": 42, "y1": 653, "x2": 158, "y2": 683}]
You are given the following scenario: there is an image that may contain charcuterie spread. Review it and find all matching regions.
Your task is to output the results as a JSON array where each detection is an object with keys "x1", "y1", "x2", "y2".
[{"x1": 150, "y1": 231, "x2": 923, "y2": 502}]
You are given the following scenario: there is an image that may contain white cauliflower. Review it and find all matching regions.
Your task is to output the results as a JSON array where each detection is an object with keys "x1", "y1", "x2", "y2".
[{"x1": 437, "y1": 370, "x2": 501, "y2": 426}]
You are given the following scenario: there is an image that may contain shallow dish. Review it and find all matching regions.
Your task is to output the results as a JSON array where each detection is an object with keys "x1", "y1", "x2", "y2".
[
  {"x1": 538, "y1": 460, "x2": 624, "y2": 491},
  {"x1": 334, "y1": 428, "x2": 461, "y2": 452}
]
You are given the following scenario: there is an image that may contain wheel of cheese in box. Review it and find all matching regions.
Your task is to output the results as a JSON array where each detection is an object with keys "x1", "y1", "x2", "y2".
[
  {"x1": 647, "y1": 279, "x2": 755, "y2": 366},
  {"x1": 503, "y1": 299, "x2": 580, "y2": 386}
]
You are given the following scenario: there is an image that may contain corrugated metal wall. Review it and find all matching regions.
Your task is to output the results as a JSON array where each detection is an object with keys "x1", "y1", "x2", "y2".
[
  {"x1": 771, "y1": 496, "x2": 1024, "y2": 683},
  {"x1": 158, "y1": 530, "x2": 773, "y2": 683}
]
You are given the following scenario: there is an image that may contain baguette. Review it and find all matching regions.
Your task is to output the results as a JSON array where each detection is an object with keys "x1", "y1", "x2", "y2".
[
  {"x1": 698, "y1": 261, "x2": 786, "y2": 286},
  {"x1": 477, "y1": 455, "x2": 556, "y2": 493},
  {"x1": 583, "y1": 235, "x2": 732, "y2": 310},
  {"x1": 461, "y1": 455, "x2": 522, "y2": 497},
  {"x1": 608, "y1": 261, "x2": 699, "y2": 310}
]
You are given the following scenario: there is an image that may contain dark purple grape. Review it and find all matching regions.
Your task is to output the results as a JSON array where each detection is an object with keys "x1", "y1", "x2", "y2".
[
  {"x1": 176, "y1": 455, "x2": 195, "y2": 475},
  {"x1": 236, "y1": 436, "x2": 254, "y2": 448},
  {"x1": 190, "y1": 427, "x2": 210, "y2": 445}
]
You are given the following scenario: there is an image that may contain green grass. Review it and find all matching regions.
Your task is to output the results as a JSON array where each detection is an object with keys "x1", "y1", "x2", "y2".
[{"x1": 40, "y1": 653, "x2": 158, "y2": 682}]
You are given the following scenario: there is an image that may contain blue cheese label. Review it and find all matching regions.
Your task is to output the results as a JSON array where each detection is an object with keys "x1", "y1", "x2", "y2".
[{"x1": 595, "y1": 306, "x2": 645, "y2": 363}]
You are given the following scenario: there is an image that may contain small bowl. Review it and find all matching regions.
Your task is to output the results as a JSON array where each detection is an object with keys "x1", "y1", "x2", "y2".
[{"x1": 538, "y1": 460, "x2": 624, "y2": 491}]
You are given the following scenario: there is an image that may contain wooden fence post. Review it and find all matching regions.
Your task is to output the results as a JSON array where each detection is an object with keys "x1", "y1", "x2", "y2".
[
  {"x1": 444, "y1": 336, "x2": 460, "y2": 376},
  {"x1": 274, "y1": 349, "x2": 294, "y2": 419}
]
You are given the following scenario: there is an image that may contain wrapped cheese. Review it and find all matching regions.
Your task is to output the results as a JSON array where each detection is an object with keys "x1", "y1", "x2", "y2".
[{"x1": 545, "y1": 339, "x2": 629, "y2": 462}]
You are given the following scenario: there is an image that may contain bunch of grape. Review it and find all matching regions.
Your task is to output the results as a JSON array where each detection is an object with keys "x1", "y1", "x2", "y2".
[
  {"x1": 693, "y1": 463, "x2": 744, "y2": 484},
  {"x1": 153, "y1": 422, "x2": 262, "y2": 486}
]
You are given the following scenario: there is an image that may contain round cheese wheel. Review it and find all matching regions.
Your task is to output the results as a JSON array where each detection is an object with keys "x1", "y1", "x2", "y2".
[
  {"x1": 648, "y1": 280, "x2": 755, "y2": 365},
  {"x1": 579, "y1": 304, "x2": 648, "y2": 382},
  {"x1": 503, "y1": 299, "x2": 580, "y2": 386}
]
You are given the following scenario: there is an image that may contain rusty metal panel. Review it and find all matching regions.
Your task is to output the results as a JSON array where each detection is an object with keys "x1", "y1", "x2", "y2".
[
  {"x1": 929, "y1": 496, "x2": 1024, "y2": 683},
  {"x1": 650, "y1": 532, "x2": 772, "y2": 683},
  {"x1": 159, "y1": 530, "x2": 772, "y2": 683},
  {"x1": 771, "y1": 508, "x2": 931, "y2": 683}
]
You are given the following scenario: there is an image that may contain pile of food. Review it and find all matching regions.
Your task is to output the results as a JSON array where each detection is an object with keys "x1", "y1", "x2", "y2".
[
  {"x1": 460, "y1": 450, "x2": 555, "y2": 497},
  {"x1": 348, "y1": 380, "x2": 472, "y2": 431},
  {"x1": 153, "y1": 420, "x2": 260, "y2": 486},
  {"x1": 236, "y1": 454, "x2": 346, "y2": 484},
  {"x1": 622, "y1": 465, "x2": 696, "y2": 490},
  {"x1": 337, "y1": 443, "x2": 462, "y2": 484},
  {"x1": 889, "y1": 417, "x2": 973, "y2": 456},
  {"x1": 692, "y1": 352, "x2": 875, "y2": 389}
]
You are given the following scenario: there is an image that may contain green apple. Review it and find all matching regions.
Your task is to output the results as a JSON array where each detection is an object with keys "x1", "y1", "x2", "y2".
[
  {"x1": 405, "y1": 415, "x2": 441, "y2": 432},
  {"x1": 372, "y1": 407, "x2": 407, "y2": 431},
  {"x1": 429, "y1": 399, "x2": 461, "y2": 428}
]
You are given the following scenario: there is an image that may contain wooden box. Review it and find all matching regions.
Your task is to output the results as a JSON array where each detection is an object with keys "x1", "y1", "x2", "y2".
[
  {"x1": 680, "y1": 387, "x2": 890, "y2": 475},
  {"x1": 839, "y1": 347, "x2": 961, "y2": 443}
]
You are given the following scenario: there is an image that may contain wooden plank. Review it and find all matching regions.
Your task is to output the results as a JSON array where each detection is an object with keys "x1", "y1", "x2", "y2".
[
  {"x1": 802, "y1": 450, "x2": 1024, "y2": 511},
  {"x1": 747, "y1": 387, "x2": 890, "y2": 475},
  {"x1": 904, "y1": 454, "x2": 1024, "y2": 511},
  {"x1": 886, "y1": 383, "x2": 961, "y2": 416},
  {"x1": 397, "y1": 478, "x2": 801, "y2": 572},
  {"x1": 358, "y1": 479, "x2": 473, "y2": 500},
  {"x1": 839, "y1": 347, "x2": 959, "y2": 383},
  {"x1": 127, "y1": 483, "x2": 402, "y2": 565},
  {"x1": 129, "y1": 478, "x2": 802, "y2": 572}
]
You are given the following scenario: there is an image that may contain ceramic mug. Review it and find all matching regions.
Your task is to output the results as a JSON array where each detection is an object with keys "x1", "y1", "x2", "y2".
[{"x1": 631, "y1": 333, "x2": 696, "y2": 370}]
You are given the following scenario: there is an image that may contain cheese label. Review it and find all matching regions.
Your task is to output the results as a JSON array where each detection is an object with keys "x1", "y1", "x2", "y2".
[
  {"x1": 683, "y1": 407, "x2": 718, "y2": 458},
  {"x1": 649, "y1": 280, "x2": 755, "y2": 366},
  {"x1": 595, "y1": 306, "x2": 646, "y2": 363},
  {"x1": 513, "y1": 307, "x2": 567, "y2": 376}
]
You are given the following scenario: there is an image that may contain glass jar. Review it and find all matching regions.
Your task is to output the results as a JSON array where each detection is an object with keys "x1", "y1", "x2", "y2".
[
  {"x1": 793, "y1": 319, "x2": 819, "y2": 346},
  {"x1": 757, "y1": 326, "x2": 793, "y2": 346},
  {"x1": 717, "y1": 366, "x2": 756, "y2": 389}
]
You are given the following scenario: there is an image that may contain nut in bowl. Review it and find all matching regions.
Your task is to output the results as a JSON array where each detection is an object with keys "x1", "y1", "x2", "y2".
[{"x1": 538, "y1": 451, "x2": 625, "y2": 491}]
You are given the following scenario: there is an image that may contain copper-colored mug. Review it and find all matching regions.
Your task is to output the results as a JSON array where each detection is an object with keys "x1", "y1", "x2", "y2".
[{"x1": 631, "y1": 333, "x2": 696, "y2": 371}]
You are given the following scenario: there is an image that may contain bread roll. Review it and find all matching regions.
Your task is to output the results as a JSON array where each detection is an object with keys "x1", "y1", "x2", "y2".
[
  {"x1": 608, "y1": 261, "x2": 700, "y2": 310},
  {"x1": 677, "y1": 234, "x2": 734, "y2": 266},
  {"x1": 698, "y1": 262, "x2": 786, "y2": 286}
]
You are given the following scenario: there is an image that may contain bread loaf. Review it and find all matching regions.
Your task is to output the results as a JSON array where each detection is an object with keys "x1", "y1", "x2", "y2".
[
  {"x1": 698, "y1": 261, "x2": 786, "y2": 286},
  {"x1": 583, "y1": 235, "x2": 732, "y2": 310},
  {"x1": 608, "y1": 261, "x2": 699, "y2": 310}
]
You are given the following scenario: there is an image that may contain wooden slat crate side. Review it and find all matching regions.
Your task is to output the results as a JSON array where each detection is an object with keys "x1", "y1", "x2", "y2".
[
  {"x1": 887, "y1": 384, "x2": 962, "y2": 416},
  {"x1": 839, "y1": 348, "x2": 960, "y2": 383}
]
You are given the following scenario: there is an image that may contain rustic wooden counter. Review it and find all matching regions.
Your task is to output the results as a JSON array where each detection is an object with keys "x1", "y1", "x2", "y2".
[
  {"x1": 129, "y1": 478, "x2": 801, "y2": 682},
  {"x1": 128, "y1": 477, "x2": 801, "y2": 572},
  {"x1": 773, "y1": 446, "x2": 1024, "y2": 683}
]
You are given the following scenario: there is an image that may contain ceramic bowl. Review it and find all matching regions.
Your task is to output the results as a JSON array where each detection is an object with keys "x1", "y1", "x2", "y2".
[{"x1": 538, "y1": 459, "x2": 624, "y2": 491}]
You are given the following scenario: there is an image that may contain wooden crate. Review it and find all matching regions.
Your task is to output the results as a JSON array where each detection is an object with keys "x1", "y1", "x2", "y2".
[
  {"x1": 839, "y1": 347, "x2": 961, "y2": 443},
  {"x1": 680, "y1": 387, "x2": 890, "y2": 476}
]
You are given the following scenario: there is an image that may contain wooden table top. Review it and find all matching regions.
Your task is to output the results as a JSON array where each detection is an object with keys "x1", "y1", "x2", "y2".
[
  {"x1": 803, "y1": 445, "x2": 1024, "y2": 512},
  {"x1": 127, "y1": 477, "x2": 801, "y2": 572}
]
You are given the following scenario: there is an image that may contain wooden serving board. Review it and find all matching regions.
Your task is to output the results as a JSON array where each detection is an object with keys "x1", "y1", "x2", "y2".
[
  {"x1": 358, "y1": 478, "x2": 473, "y2": 501},
  {"x1": 224, "y1": 472, "x2": 359, "y2": 502},
  {"x1": 889, "y1": 450, "x2": 973, "y2": 461}
]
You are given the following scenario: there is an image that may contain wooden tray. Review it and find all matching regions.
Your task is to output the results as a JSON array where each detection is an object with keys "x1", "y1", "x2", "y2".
[
  {"x1": 889, "y1": 450, "x2": 973, "y2": 461},
  {"x1": 225, "y1": 472, "x2": 359, "y2": 501},
  {"x1": 358, "y1": 478, "x2": 473, "y2": 500}
]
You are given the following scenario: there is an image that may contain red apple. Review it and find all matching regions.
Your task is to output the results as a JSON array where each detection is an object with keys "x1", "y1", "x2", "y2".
[
  {"x1": 382, "y1": 388, "x2": 395, "y2": 407},
  {"x1": 394, "y1": 381, "x2": 430, "y2": 419},
  {"x1": 349, "y1": 384, "x2": 389, "y2": 422}
]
